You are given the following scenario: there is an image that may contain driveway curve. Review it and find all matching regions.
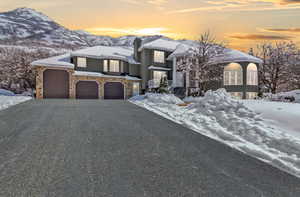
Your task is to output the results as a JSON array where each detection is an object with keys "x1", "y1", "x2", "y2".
[{"x1": 0, "y1": 99, "x2": 299, "y2": 197}]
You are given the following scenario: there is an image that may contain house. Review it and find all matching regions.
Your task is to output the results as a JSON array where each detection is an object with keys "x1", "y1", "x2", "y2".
[{"x1": 31, "y1": 37, "x2": 262, "y2": 99}]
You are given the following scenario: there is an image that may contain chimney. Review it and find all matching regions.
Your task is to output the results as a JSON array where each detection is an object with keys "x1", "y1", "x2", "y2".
[{"x1": 134, "y1": 38, "x2": 142, "y2": 62}]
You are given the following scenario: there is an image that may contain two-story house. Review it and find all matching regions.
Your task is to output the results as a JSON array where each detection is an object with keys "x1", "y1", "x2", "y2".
[{"x1": 31, "y1": 37, "x2": 262, "y2": 99}]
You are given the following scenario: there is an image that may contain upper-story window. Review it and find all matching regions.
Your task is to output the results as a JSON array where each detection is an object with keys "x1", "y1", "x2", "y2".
[
  {"x1": 77, "y1": 57, "x2": 87, "y2": 68},
  {"x1": 103, "y1": 60, "x2": 108, "y2": 72},
  {"x1": 110, "y1": 60, "x2": 120, "y2": 72},
  {"x1": 224, "y1": 63, "x2": 243, "y2": 86},
  {"x1": 154, "y1": 51, "x2": 165, "y2": 63}
]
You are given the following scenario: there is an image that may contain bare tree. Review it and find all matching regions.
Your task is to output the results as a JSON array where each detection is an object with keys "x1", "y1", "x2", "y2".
[
  {"x1": 177, "y1": 31, "x2": 226, "y2": 96},
  {"x1": 255, "y1": 42, "x2": 299, "y2": 93},
  {"x1": 0, "y1": 47, "x2": 60, "y2": 93}
]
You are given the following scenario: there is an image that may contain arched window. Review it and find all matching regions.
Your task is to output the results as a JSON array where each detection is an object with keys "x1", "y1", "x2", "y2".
[
  {"x1": 224, "y1": 63, "x2": 243, "y2": 85},
  {"x1": 247, "y1": 63, "x2": 258, "y2": 85}
]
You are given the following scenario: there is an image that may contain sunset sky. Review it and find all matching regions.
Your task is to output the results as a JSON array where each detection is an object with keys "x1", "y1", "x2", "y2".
[{"x1": 1, "y1": 0, "x2": 300, "y2": 51}]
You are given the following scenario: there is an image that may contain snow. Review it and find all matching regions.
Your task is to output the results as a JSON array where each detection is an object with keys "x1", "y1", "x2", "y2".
[
  {"x1": 242, "y1": 100, "x2": 300, "y2": 139},
  {"x1": 209, "y1": 49, "x2": 263, "y2": 65},
  {"x1": 13, "y1": 8, "x2": 52, "y2": 22},
  {"x1": 130, "y1": 89, "x2": 300, "y2": 178},
  {"x1": 71, "y1": 46, "x2": 139, "y2": 64},
  {"x1": 266, "y1": 90, "x2": 300, "y2": 103},
  {"x1": 31, "y1": 54, "x2": 74, "y2": 69},
  {"x1": 148, "y1": 66, "x2": 171, "y2": 71},
  {"x1": 73, "y1": 71, "x2": 141, "y2": 81},
  {"x1": 0, "y1": 89, "x2": 15, "y2": 96},
  {"x1": 0, "y1": 96, "x2": 32, "y2": 111},
  {"x1": 139, "y1": 38, "x2": 181, "y2": 52}
]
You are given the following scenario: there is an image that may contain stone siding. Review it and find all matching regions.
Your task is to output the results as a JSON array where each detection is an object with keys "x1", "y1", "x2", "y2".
[{"x1": 34, "y1": 66, "x2": 140, "y2": 99}]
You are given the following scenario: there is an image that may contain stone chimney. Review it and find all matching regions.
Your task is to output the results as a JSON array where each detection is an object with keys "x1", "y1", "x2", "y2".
[{"x1": 133, "y1": 38, "x2": 142, "y2": 62}]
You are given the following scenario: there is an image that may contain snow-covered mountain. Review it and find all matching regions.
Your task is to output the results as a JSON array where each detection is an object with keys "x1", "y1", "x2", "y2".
[{"x1": 0, "y1": 7, "x2": 167, "y2": 48}]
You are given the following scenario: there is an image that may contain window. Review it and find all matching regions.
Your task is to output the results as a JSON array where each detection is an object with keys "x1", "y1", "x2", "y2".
[
  {"x1": 110, "y1": 60, "x2": 120, "y2": 72},
  {"x1": 103, "y1": 60, "x2": 108, "y2": 72},
  {"x1": 77, "y1": 57, "x2": 87, "y2": 68},
  {"x1": 224, "y1": 63, "x2": 243, "y2": 86},
  {"x1": 132, "y1": 82, "x2": 140, "y2": 96},
  {"x1": 230, "y1": 92, "x2": 243, "y2": 99},
  {"x1": 154, "y1": 51, "x2": 165, "y2": 63},
  {"x1": 247, "y1": 63, "x2": 258, "y2": 85},
  {"x1": 246, "y1": 92, "x2": 258, "y2": 99},
  {"x1": 153, "y1": 71, "x2": 167, "y2": 81}
]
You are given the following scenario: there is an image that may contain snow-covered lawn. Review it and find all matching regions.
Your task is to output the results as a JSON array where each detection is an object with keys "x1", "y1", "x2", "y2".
[
  {"x1": 242, "y1": 100, "x2": 300, "y2": 139},
  {"x1": 0, "y1": 96, "x2": 32, "y2": 111},
  {"x1": 130, "y1": 90, "x2": 300, "y2": 178}
]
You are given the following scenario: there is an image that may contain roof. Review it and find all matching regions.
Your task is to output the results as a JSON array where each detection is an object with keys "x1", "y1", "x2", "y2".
[
  {"x1": 209, "y1": 49, "x2": 263, "y2": 65},
  {"x1": 71, "y1": 46, "x2": 139, "y2": 64},
  {"x1": 167, "y1": 44, "x2": 263, "y2": 64},
  {"x1": 31, "y1": 54, "x2": 74, "y2": 69},
  {"x1": 139, "y1": 38, "x2": 181, "y2": 52},
  {"x1": 73, "y1": 71, "x2": 141, "y2": 81},
  {"x1": 167, "y1": 44, "x2": 194, "y2": 60}
]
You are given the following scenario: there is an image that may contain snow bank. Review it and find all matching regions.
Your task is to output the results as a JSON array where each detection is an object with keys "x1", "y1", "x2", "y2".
[
  {"x1": 130, "y1": 93, "x2": 184, "y2": 105},
  {"x1": 131, "y1": 89, "x2": 300, "y2": 177},
  {"x1": 242, "y1": 100, "x2": 300, "y2": 139},
  {"x1": 0, "y1": 96, "x2": 32, "y2": 111},
  {"x1": 264, "y1": 90, "x2": 300, "y2": 103}
]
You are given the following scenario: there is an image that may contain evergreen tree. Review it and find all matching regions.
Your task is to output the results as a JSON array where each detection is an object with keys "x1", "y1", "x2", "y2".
[{"x1": 158, "y1": 76, "x2": 169, "y2": 94}]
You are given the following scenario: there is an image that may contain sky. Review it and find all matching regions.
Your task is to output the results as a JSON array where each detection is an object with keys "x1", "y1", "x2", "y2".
[{"x1": 1, "y1": 0, "x2": 300, "y2": 51}]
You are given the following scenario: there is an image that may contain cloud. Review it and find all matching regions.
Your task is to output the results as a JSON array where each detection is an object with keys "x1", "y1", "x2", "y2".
[
  {"x1": 85, "y1": 27, "x2": 179, "y2": 38},
  {"x1": 120, "y1": 0, "x2": 168, "y2": 6},
  {"x1": 264, "y1": 28, "x2": 300, "y2": 33},
  {"x1": 167, "y1": 0, "x2": 300, "y2": 14},
  {"x1": 278, "y1": 0, "x2": 300, "y2": 5},
  {"x1": 229, "y1": 34, "x2": 293, "y2": 40}
]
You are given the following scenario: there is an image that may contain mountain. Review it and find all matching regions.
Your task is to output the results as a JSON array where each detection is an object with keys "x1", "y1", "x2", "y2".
[{"x1": 0, "y1": 7, "x2": 168, "y2": 48}]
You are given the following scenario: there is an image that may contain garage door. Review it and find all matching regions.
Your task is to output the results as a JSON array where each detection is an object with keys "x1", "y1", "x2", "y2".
[
  {"x1": 43, "y1": 69, "x2": 69, "y2": 98},
  {"x1": 104, "y1": 82, "x2": 124, "y2": 99},
  {"x1": 76, "y1": 81, "x2": 99, "y2": 99}
]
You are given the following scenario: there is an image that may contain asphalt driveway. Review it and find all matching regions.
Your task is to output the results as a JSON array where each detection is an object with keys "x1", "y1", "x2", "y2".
[{"x1": 0, "y1": 99, "x2": 300, "y2": 197}]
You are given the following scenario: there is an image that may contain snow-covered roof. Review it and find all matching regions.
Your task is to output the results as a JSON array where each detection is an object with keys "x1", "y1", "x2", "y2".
[
  {"x1": 167, "y1": 44, "x2": 195, "y2": 60},
  {"x1": 73, "y1": 71, "x2": 141, "y2": 81},
  {"x1": 167, "y1": 44, "x2": 263, "y2": 65},
  {"x1": 209, "y1": 49, "x2": 263, "y2": 65},
  {"x1": 148, "y1": 66, "x2": 171, "y2": 71},
  {"x1": 139, "y1": 38, "x2": 181, "y2": 52},
  {"x1": 31, "y1": 54, "x2": 74, "y2": 69},
  {"x1": 71, "y1": 46, "x2": 139, "y2": 64}
]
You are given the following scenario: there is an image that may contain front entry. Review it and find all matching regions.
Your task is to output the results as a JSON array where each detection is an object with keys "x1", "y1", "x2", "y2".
[
  {"x1": 76, "y1": 81, "x2": 99, "y2": 99},
  {"x1": 104, "y1": 82, "x2": 124, "y2": 100}
]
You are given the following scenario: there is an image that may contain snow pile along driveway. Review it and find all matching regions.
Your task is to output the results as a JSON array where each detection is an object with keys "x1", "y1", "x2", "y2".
[
  {"x1": 130, "y1": 90, "x2": 300, "y2": 177},
  {"x1": 0, "y1": 96, "x2": 32, "y2": 111}
]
